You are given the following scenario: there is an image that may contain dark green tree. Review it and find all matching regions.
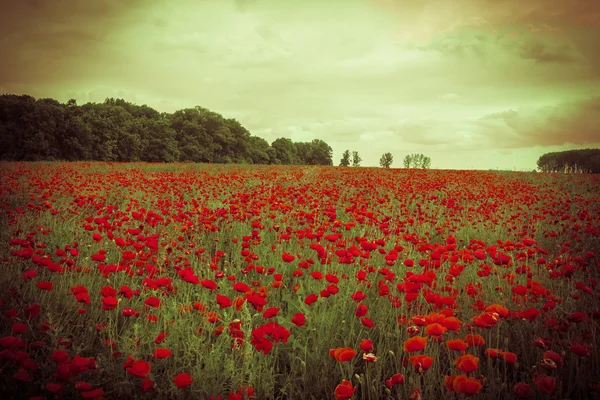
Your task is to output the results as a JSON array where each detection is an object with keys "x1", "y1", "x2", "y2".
[
  {"x1": 137, "y1": 118, "x2": 180, "y2": 162},
  {"x1": 340, "y1": 150, "x2": 351, "y2": 166},
  {"x1": 352, "y1": 151, "x2": 362, "y2": 167},
  {"x1": 248, "y1": 136, "x2": 274, "y2": 164},
  {"x1": 305, "y1": 139, "x2": 333, "y2": 166},
  {"x1": 0, "y1": 94, "x2": 336, "y2": 165},
  {"x1": 272, "y1": 138, "x2": 298, "y2": 165},
  {"x1": 379, "y1": 152, "x2": 393, "y2": 168},
  {"x1": 537, "y1": 149, "x2": 600, "y2": 173},
  {"x1": 403, "y1": 153, "x2": 431, "y2": 169}
]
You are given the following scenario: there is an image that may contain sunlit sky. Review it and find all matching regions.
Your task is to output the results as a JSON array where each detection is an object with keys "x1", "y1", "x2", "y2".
[{"x1": 1, "y1": 0, "x2": 599, "y2": 169}]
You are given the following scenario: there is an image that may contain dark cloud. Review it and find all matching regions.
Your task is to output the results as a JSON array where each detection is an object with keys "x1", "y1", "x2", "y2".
[
  {"x1": 514, "y1": 0, "x2": 600, "y2": 29},
  {"x1": 518, "y1": 40, "x2": 577, "y2": 64},
  {"x1": 0, "y1": 0, "x2": 143, "y2": 86},
  {"x1": 422, "y1": 30, "x2": 489, "y2": 58},
  {"x1": 377, "y1": 0, "x2": 600, "y2": 28},
  {"x1": 474, "y1": 96, "x2": 600, "y2": 148}
]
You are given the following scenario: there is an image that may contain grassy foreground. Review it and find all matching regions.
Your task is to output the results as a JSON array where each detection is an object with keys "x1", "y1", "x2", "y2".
[{"x1": 0, "y1": 162, "x2": 599, "y2": 399}]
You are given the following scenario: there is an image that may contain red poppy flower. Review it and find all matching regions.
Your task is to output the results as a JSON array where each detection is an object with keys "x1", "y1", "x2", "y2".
[
  {"x1": 154, "y1": 348, "x2": 173, "y2": 359},
  {"x1": 355, "y1": 304, "x2": 368, "y2": 317},
  {"x1": 441, "y1": 317, "x2": 462, "y2": 332},
  {"x1": 455, "y1": 354, "x2": 479, "y2": 373},
  {"x1": 465, "y1": 334, "x2": 485, "y2": 346},
  {"x1": 330, "y1": 347, "x2": 357, "y2": 362},
  {"x1": 304, "y1": 293, "x2": 318, "y2": 306},
  {"x1": 154, "y1": 332, "x2": 168, "y2": 344},
  {"x1": 501, "y1": 351, "x2": 517, "y2": 365},
  {"x1": 570, "y1": 342, "x2": 590, "y2": 357},
  {"x1": 126, "y1": 360, "x2": 151, "y2": 378},
  {"x1": 144, "y1": 296, "x2": 161, "y2": 308},
  {"x1": 534, "y1": 374, "x2": 556, "y2": 395},
  {"x1": 484, "y1": 348, "x2": 504, "y2": 359},
  {"x1": 446, "y1": 339, "x2": 469, "y2": 352},
  {"x1": 403, "y1": 336, "x2": 427, "y2": 353},
  {"x1": 453, "y1": 374, "x2": 483, "y2": 395},
  {"x1": 232, "y1": 282, "x2": 250, "y2": 293},
  {"x1": 12, "y1": 323, "x2": 28, "y2": 334},
  {"x1": 263, "y1": 307, "x2": 280, "y2": 318},
  {"x1": 424, "y1": 323, "x2": 447, "y2": 336},
  {"x1": 359, "y1": 339, "x2": 373, "y2": 353},
  {"x1": 173, "y1": 372, "x2": 193, "y2": 388},
  {"x1": 543, "y1": 350, "x2": 563, "y2": 368},
  {"x1": 385, "y1": 373, "x2": 405, "y2": 387},
  {"x1": 22, "y1": 270, "x2": 37, "y2": 280},
  {"x1": 201, "y1": 279, "x2": 218, "y2": 291},
  {"x1": 100, "y1": 285, "x2": 116, "y2": 297},
  {"x1": 102, "y1": 297, "x2": 118, "y2": 310},
  {"x1": 334, "y1": 380, "x2": 356, "y2": 400},
  {"x1": 282, "y1": 253, "x2": 295, "y2": 263},
  {"x1": 216, "y1": 294, "x2": 232, "y2": 309},
  {"x1": 291, "y1": 313, "x2": 306, "y2": 327},
  {"x1": 350, "y1": 291, "x2": 367, "y2": 302},
  {"x1": 37, "y1": 281, "x2": 53, "y2": 291},
  {"x1": 361, "y1": 317, "x2": 375, "y2": 328},
  {"x1": 409, "y1": 355, "x2": 434, "y2": 372},
  {"x1": 310, "y1": 271, "x2": 323, "y2": 280}
]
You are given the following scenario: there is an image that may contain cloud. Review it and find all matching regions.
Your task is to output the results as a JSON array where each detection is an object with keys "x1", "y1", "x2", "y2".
[
  {"x1": 518, "y1": 40, "x2": 577, "y2": 64},
  {"x1": 472, "y1": 96, "x2": 600, "y2": 147},
  {"x1": 374, "y1": 0, "x2": 600, "y2": 32},
  {"x1": 0, "y1": 0, "x2": 144, "y2": 85},
  {"x1": 421, "y1": 25, "x2": 585, "y2": 65}
]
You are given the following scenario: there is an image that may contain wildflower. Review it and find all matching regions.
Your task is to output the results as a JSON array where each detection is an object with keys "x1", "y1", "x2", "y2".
[
  {"x1": 173, "y1": 373, "x2": 193, "y2": 388},
  {"x1": 334, "y1": 380, "x2": 355, "y2": 400},
  {"x1": 404, "y1": 336, "x2": 427, "y2": 353},
  {"x1": 330, "y1": 347, "x2": 357, "y2": 362},
  {"x1": 456, "y1": 354, "x2": 479, "y2": 373}
]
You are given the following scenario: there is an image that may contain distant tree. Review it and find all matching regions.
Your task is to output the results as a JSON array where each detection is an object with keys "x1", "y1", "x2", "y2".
[
  {"x1": 403, "y1": 153, "x2": 431, "y2": 169},
  {"x1": 379, "y1": 152, "x2": 393, "y2": 168},
  {"x1": 414, "y1": 154, "x2": 424, "y2": 168},
  {"x1": 247, "y1": 136, "x2": 273, "y2": 164},
  {"x1": 137, "y1": 118, "x2": 179, "y2": 162},
  {"x1": 537, "y1": 149, "x2": 600, "y2": 173},
  {"x1": 223, "y1": 117, "x2": 252, "y2": 163},
  {"x1": 422, "y1": 156, "x2": 431, "y2": 169},
  {"x1": 0, "y1": 94, "x2": 336, "y2": 165},
  {"x1": 340, "y1": 150, "x2": 351, "y2": 166},
  {"x1": 352, "y1": 151, "x2": 362, "y2": 167},
  {"x1": 272, "y1": 138, "x2": 298, "y2": 165},
  {"x1": 305, "y1": 139, "x2": 333, "y2": 165},
  {"x1": 168, "y1": 108, "x2": 216, "y2": 162}
]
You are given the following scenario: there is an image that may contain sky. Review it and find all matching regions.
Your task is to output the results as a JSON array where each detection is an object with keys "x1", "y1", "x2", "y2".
[{"x1": 1, "y1": 0, "x2": 599, "y2": 169}]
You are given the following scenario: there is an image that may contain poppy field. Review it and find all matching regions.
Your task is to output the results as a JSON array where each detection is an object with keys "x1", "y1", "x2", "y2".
[{"x1": 0, "y1": 162, "x2": 599, "y2": 399}]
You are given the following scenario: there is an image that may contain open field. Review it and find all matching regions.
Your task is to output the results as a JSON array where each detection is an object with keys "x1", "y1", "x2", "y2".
[{"x1": 0, "y1": 162, "x2": 599, "y2": 399}]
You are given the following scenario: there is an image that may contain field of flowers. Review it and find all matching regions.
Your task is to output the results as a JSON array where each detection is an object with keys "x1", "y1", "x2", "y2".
[{"x1": 0, "y1": 162, "x2": 599, "y2": 399}]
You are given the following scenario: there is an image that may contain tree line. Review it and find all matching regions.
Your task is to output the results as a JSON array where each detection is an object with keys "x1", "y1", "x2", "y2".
[
  {"x1": 536, "y1": 149, "x2": 600, "y2": 173},
  {"x1": 0, "y1": 95, "x2": 333, "y2": 165},
  {"x1": 339, "y1": 149, "x2": 431, "y2": 169}
]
